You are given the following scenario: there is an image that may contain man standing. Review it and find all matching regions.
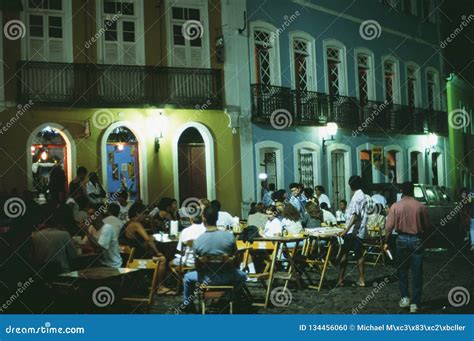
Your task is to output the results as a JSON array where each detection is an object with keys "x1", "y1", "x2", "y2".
[
  {"x1": 337, "y1": 176, "x2": 368, "y2": 287},
  {"x1": 384, "y1": 182, "x2": 431, "y2": 313},
  {"x1": 289, "y1": 183, "x2": 307, "y2": 217}
]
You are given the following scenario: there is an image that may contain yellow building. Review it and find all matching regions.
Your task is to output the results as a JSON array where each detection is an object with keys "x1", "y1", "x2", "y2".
[{"x1": 0, "y1": 0, "x2": 242, "y2": 215}]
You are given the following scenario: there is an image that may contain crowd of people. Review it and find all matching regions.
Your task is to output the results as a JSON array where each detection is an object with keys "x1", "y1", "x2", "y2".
[{"x1": 1, "y1": 164, "x2": 473, "y2": 314}]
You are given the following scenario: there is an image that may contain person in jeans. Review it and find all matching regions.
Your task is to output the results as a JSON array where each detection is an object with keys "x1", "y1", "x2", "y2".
[
  {"x1": 384, "y1": 181, "x2": 431, "y2": 313},
  {"x1": 182, "y1": 206, "x2": 247, "y2": 313}
]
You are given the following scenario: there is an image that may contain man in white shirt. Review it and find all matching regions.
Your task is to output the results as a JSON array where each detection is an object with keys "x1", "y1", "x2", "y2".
[
  {"x1": 337, "y1": 176, "x2": 368, "y2": 287},
  {"x1": 335, "y1": 199, "x2": 348, "y2": 223},
  {"x1": 116, "y1": 191, "x2": 132, "y2": 224},
  {"x1": 211, "y1": 200, "x2": 234, "y2": 228},
  {"x1": 315, "y1": 185, "x2": 331, "y2": 209},
  {"x1": 322, "y1": 209, "x2": 337, "y2": 225},
  {"x1": 171, "y1": 213, "x2": 206, "y2": 268},
  {"x1": 263, "y1": 206, "x2": 283, "y2": 237},
  {"x1": 103, "y1": 203, "x2": 124, "y2": 235},
  {"x1": 82, "y1": 210, "x2": 122, "y2": 268}
]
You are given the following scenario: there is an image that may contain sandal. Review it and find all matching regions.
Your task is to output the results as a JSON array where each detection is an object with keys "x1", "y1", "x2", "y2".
[{"x1": 157, "y1": 287, "x2": 177, "y2": 295}]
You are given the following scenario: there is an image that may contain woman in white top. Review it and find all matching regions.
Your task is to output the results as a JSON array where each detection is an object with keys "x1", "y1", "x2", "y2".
[
  {"x1": 281, "y1": 204, "x2": 303, "y2": 235},
  {"x1": 263, "y1": 205, "x2": 282, "y2": 237}
]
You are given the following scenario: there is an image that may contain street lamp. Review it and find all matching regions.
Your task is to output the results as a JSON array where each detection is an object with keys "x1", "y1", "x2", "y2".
[
  {"x1": 322, "y1": 122, "x2": 338, "y2": 153},
  {"x1": 425, "y1": 132, "x2": 438, "y2": 154},
  {"x1": 149, "y1": 112, "x2": 169, "y2": 153}
]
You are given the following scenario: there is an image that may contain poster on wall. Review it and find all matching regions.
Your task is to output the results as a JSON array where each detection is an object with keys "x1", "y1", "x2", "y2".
[
  {"x1": 128, "y1": 162, "x2": 135, "y2": 179},
  {"x1": 112, "y1": 163, "x2": 119, "y2": 180},
  {"x1": 107, "y1": 151, "x2": 114, "y2": 164}
]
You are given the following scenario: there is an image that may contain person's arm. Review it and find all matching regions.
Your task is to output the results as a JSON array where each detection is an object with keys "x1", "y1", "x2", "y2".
[
  {"x1": 81, "y1": 225, "x2": 105, "y2": 253},
  {"x1": 384, "y1": 207, "x2": 395, "y2": 248}
]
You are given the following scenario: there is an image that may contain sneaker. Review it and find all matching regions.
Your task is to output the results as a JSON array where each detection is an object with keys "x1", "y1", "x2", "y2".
[
  {"x1": 246, "y1": 277, "x2": 258, "y2": 283},
  {"x1": 410, "y1": 304, "x2": 418, "y2": 313},
  {"x1": 399, "y1": 297, "x2": 410, "y2": 308}
]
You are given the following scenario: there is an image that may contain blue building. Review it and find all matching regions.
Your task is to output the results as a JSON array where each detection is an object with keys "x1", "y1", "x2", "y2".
[{"x1": 221, "y1": 0, "x2": 449, "y2": 211}]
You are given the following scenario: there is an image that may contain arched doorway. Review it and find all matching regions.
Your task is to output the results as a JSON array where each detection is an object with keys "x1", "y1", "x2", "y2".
[
  {"x1": 385, "y1": 146, "x2": 403, "y2": 183},
  {"x1": 27, "y1": 124, "x2": 75, "y2": 194},
  {"x1": 409, "y1": 150, "x2": 424, "y2": 183},
  {"x1": 104, "y1": 126, "x2": 140, "y2": 200},
  {"x1": 178, "y1": 127, "x2": 207, "y2": 203},
  {"x1": 327, "y1": 143, "x2": 352, "y2": 206},
  {"x1": 172, "y1": 122, "x2": 216, "y2": 203}
]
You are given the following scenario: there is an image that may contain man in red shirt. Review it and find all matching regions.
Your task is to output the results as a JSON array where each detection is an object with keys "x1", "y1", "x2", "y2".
[{"x1": 384, "y1": 182, "x2": 431, "y2": 313}]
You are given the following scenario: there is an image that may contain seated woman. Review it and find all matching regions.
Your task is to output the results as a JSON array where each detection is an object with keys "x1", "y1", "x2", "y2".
[
  {"x1": 123, "y1": 202, "x2": 175, "y2": 295},
  {"x1": 281, "y1": 204, "x2": 303, "y2": 235},
  {"x1": 247, "y1": 202, "x2": 267, "y2": 229},
  {"x1": 302, "y1": 201, "x2": 322, "y2": 229}
]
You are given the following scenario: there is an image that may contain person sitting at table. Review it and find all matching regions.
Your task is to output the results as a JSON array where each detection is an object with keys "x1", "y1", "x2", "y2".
[
  {"x1": 211, "y1": 200, "x2": 234, "y2": 228},
  {"x1": 247, "y1": 202, "x2": 267, "y2": 229},
  {"x1": 304, "y1": 187, "x2": 316, "y2": 203},
  {"x1": 182, "y1": 206, "x2": 247, "y2": 313},
  {"x1": 315, "y1": 185, "x2": 331, "y2": 209},
  {"x1": 103, "y1": 203, "x2": 123, "y2": 235},
  {"x1": 263, "y1": 205, "x2": 283, "y2": 237},
  {"x1": 288, "y1": 182, "x2": 307, "y2": 217},
  {"x1": 68, "y1": 166, "x2": 88, "y2": 202},
  {"x1": 81, "y1": 210, "x2": 122, "y2": 268},
  {"x1": 123, "y1": 202, "x2": 175, "y2": 295},
  {"x1": 271, "y1": 189, "x2": 287, "y2": 206},
  {"x1": 335, "y1": 199, "x2": 348, "y2": 223},
  {"x1": 170, "y1": 208, "x2": 206, "y2": 269},
  {"x1": 281, "y1": 204, "x2": 303, "y2": 235},
  {"x1": 86, "y1": 172, "x2": 106, "y2": 205},
  {"x1": 275, "y1": 201, "x2": 285, "y2": 220},
  {"x1": 31, "y1": 205, "x2": 77, "y2": 276},
  {"x1": 302, "y1": 201, "x2": 322, "y2": 229},
  {"x1": 149, "y1": 197, "x2": 176, "y2": 232},
  {"x1": 320, "y1": 202, "x2": 337, "y2": 225}
]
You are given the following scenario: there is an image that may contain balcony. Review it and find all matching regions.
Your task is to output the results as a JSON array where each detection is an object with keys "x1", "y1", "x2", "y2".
[
  {"x1": 250, "y1": 84, "x2": 448, "y2": 136},
  {"x1": 16, "y1": 61, "x2": 223, "y2": 109}
]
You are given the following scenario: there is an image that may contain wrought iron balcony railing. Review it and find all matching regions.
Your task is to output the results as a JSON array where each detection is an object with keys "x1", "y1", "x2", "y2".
[
  {"x1": 16, "y1": 61, "x2": 223, "y2": 109},
  {"x1": 250, "y1": 84, "x2": 447, "y2": 136}
]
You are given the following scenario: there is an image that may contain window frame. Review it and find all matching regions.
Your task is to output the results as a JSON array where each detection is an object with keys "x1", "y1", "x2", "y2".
[
  {"x1": 382, "y1": 56, "x2": 401, "y2": 104},
  {"x1": 289, "y1": 31, "x2": 317, "y2": 92},
  {"x1": 425, "y1": 67, "x2": 441, "y2": 110},
  {"x1": 405, "y1": 62, "x2": 422, "y2": 108}
]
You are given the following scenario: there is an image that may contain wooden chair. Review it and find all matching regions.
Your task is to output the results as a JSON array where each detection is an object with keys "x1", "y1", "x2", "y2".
[
  {"x1": 363, "y1": 226, "x2": 385, "y2": 266},
  {"x1": 170, "y1": 244, "x2": 195, "y2": 293},
  {"x1": 195, "y1": 255, "x2": 236, "y2": 314},
  {"x1": 121, "y1": 257, "x2": 160, "y2": 310},
  {"x1": 119, "y1": 245, "x2": 135, "y2": 267}
]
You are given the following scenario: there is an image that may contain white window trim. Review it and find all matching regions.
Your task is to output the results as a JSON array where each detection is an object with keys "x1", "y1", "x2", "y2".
[
  {"x1": 428, "y1": 146, "x2": 445, "y2": 186},
  {"x1": 26, "y1": 122, "x2": 76, "y2": 191},
  {"x1": 407, "y1": 146, "x2": 426, "y2": 184},
  {"x1": 323, "y1": 39, "x2": 348, "y2": 96},
  {"x1": 354, "y1": 47, "x2": 376, "y2": 102},
  {"x1": 326, "y1": 143, "x2": 352, "y2": 204},
  {"x1": 293, "y1": 141, "x2": 321, "y2": 187},
  {"x1": 100, "y1": 121, "x2": 149, "y2": 204},
  {"x1": 249, "y1": 20, "x2": 282, "y2": 86},
  {"x1": 289, "y1": 31, "x2": 317, "y2": 92},
  {"x1": 405, "y1": 61, "x2": 422, "y2": 108},
  {"x1": 425, "y1": 67, "x2": 441, "y2": 110},
  {"x1": 20, "y1": 0, "x2": 73, "y2": 62},
  {"x1": 164, "y1": 0, "x2": 211, "y2": 68},
  {"x1": 255, "y1": 140, "x2": 284, "y2": 195},
  {"x1": 95, "y1": 0, "x2": 146, "y2": 65},
  {"x1": 356, "y1": 143, "x2": 380, "y2": 184},
  {"x1": 381, "y1": 55, "x2": 401, "y2": 104},
  {"x1": 384, "y1": 144, "x2": 405, "y2": 183},
  {"x1": 172, "y1": 122, "x2": 216, "y2": 203}
]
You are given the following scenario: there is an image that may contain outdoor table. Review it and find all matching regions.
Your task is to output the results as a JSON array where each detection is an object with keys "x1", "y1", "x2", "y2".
[
  {"x1": 58, "y1": 267, "x2": 140, "y2": 280},
  {"x1": 303, "y1": 227, "x2": 345, "y2": 291},
  {"x1": 253, "y1": 235, "x2": 307, "y2": 309}
]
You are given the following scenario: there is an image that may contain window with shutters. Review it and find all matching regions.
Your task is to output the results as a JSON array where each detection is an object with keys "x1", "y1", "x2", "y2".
[
  {"x1": 326, "y1": 47, "x2": 341, "y2": 96},
  {"x1": 254, "y1": 30, "x2": 273, "y2": 85},
  {"x1": 356, "y1": 52, "x2": 377, "y2": 105},
  {"x1": 383, "y1": 59, "x2": 399, "y2": 104},
  {"x1": 407, "y1": 65, "x2": 420, "y2": 108},
  {"x1": 170, "y1": 6, "x2": 205, "y2": 68},
  {"x1": 292, "y1": 38, "x2": 312, "y2": 91},
  {"x1": 298, "y1": 151, "x2": 314, "y2": 189},
  {"x1": 25, "y1": 0, "x2": 66, "y2": 62},
  {"x1": 100, "y1": 0, "x2": 142, "y2": 65},
  {"x1": 426, "y1": 70, "x2": 439, "y2": 110}
]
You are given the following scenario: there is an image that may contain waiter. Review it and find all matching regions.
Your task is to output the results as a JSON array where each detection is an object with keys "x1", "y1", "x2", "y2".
[{"x1": 384, "y1": 182, "x2": 431, "y2": 313}]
